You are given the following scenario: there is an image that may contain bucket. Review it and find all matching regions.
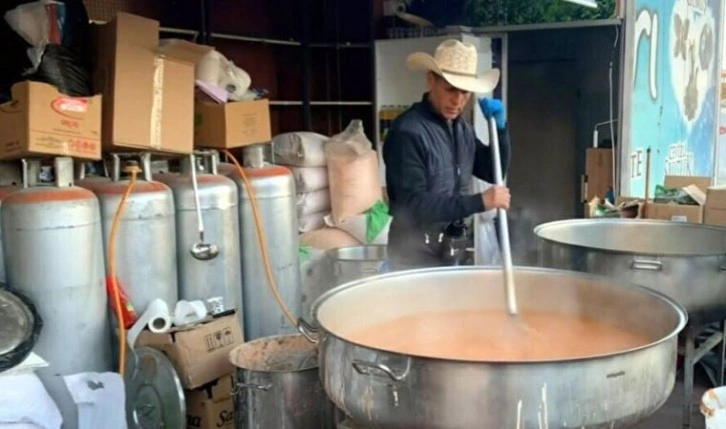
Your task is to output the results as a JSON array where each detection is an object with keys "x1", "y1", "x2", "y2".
[
  {"x1": 329, "y1": 245, "x2": 388, "y2": 286},
  {"x1": 229, "y1": 334, "x2": 336, "y2": 429},
  {"x1": 702, "y1": 387, "x2": 726, "y2": 428}
]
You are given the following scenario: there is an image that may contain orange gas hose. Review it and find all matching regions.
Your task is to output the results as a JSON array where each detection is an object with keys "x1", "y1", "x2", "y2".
[
  {"x1": 223, "y1": 150, "x2": 297, "y2": 328},
  {"x1": 108, "y1": 165, "x2": 140, "y2": 377}
]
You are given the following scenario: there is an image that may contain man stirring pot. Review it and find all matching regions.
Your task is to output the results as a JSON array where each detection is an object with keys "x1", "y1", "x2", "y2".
[{"x1": 383, "y1": 39, "x2": 512, "y2": 270}]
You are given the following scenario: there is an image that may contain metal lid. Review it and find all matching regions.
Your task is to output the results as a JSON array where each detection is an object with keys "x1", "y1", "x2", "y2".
[
  {"x1": 0, "y1": 288, "x2": 35, "y2": 355},
  {"x1": 124, "y1": 347, "x2": 186, "y2": 429}
]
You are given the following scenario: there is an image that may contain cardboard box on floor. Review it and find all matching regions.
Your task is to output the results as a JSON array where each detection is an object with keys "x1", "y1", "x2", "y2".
[
  {"x1": 186, "y1": 373, "x2": 234, "y2": 429},
  {"x1": 91, "y1": 12, "x2": 212, "y2": 154},
  {"x1": 705, "y1": 186, "x2": 726, "y2": 226},
  {"x1": 645, "y1": 176, "x2": 710, "y2": 223},
  {"x1": 0, "y1": 81, "x2": 102, "y2": 160},
  {"x1": 135, "y1": 313, "x2": 243, "y2": 389},
  {"x1": 581, "y1": 148, "x2": 613, "y2": 202},
  {"x1": 194, "y1": 99, "x2": 272, "y2": 149}
]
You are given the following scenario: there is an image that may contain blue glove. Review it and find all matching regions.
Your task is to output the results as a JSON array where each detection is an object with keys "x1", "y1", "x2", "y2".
[{"x1": 478, "y1": 98, "x2": 506, "y2": 130}]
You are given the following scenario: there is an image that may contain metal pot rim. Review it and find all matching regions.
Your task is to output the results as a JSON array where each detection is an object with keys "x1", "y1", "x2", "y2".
[
  {"x1": 328, "y1": 245, "x2": 388, "y2": 262},
  {"x1": 307, "y1": 266, "x2": 688, "y2": 365},
  {"x1": 534, "y1": 218, "x2": 726, "y2": 257}
]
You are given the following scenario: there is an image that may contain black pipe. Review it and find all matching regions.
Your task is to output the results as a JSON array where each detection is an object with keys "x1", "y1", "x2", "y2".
[
  {"x1": 199, "y1": 0, "x2": 211, "y2": 44},
  {"x1": 301, "y1": 0, "x2": 312, "y2": 130}
]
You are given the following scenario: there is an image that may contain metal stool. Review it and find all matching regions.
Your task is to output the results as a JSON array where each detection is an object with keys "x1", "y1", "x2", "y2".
[{"x1": 680, "y1": 320, "x2": 726, "y2": 428}]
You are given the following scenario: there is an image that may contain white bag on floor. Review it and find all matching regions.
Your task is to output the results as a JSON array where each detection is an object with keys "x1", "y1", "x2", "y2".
[
  {"x1": 273, "y1": 132, "x2": 329, "y2": 167},
  {"x1": 299, "y1": 211, "x2": 328, "y2": 233},
  {"x1": 291, "y1": 167, "x2": 329, "y2": 192},
  {"x1": 297, "y1": 189, "x2": 331, "y2": 217},
  {"x1": 0, "y1": 373, "x2": 62, "y2": 429}
]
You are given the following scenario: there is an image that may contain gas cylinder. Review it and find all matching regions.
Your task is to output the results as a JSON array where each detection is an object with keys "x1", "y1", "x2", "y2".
[
  {"x1": 2, "y1": 157, "x2": 111, "y2": 428},
  {"x1": 227, "y1": 145, "x2": 302, "y2": 340},
  {"x1": 154, "y1": 151, "x2": 243, "y2": 328},
  {"x1": 0, "y1": 161, "x2": 21, "y2": 284},
  {"x1": 86, "y1": 153, "x2": 178, "y2": 314},
  {"x1": 75, "y1": 161, "x2": 111, "y2": 192}
]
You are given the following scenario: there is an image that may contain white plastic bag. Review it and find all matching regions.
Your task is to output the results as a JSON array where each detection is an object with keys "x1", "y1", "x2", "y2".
[
  {"x1": 296, "y1": 189, "x2": 331, "y2": 217},
  {"x1": 273, "y1": 132, "x2": 329, "y2": 167},
  {"x1": 291, "y1": 167, "x2": 329, "y2": 192},
  {"x1": 0, "y1": 372, "x2": 62, "y2": 429},
  {"x1": 471, "y1": 179, "x2": 501, "y2": 265},
  {"x1": 325, "y1": 120, "x2": 382, "y2": 224}
]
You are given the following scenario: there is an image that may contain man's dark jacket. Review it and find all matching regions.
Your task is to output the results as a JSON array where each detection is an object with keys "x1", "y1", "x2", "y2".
[{"x1": 382, "y1": 93, "x2": 511, "y2": 269}]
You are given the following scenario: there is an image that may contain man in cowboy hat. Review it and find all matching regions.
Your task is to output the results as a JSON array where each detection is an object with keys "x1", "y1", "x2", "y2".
[{"x1": 383, "y1": 39, "x2": 511, "y2": 270}]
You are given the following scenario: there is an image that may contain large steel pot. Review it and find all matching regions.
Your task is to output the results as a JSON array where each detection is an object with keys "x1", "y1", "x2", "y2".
[
  {"x1": 301, "y1": 267, "x2": 686, "y2": 429},
  {"x1": 534, "y1": 218, "x2": 726, "y2": 325},
  {"x1": 229, "y1": 334, "x2": 337, "y2": 429}
]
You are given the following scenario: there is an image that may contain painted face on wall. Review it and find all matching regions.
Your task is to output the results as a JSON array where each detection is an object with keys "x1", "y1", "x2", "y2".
[{"x1": 426, "y1": 72, "x2": 471, "y2": 121}]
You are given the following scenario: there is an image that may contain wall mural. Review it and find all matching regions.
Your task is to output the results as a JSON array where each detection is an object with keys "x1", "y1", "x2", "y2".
[{"x1": 627, "y1": 0, "x2": 722, "y2": 196}]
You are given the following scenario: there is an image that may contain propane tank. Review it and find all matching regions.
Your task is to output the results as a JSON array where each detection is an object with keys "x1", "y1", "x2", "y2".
[
  {"x1": 227, "y1": 144, "x2": 302, "y2": 340},
  {"x1": 2, "y1": 157, "x2": 110, "y2": 428},
  {"x1": 0, "y1": 161, "x2": 21, "y2": 284},
  {"x1": 75, "y1": 161, "x2": 111, "y2": 192},
  {"x1": 154, "y1": 151, "x2": 243, "y2": 328},
  {"x1": 86, "y1": 153, "x2": 178, "y2": 314}
]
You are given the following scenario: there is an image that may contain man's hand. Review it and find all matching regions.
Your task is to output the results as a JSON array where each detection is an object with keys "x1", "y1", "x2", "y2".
[
  {"x1": 478, "y1": 98, "x2": 506, "y2": 130},
  {"x1": 482, "y1": 185, "x2": 510, "y2": 210}
]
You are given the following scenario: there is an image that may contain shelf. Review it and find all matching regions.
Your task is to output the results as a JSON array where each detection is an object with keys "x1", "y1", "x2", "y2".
[{"x1": 270, "y1": 101, "x2": 373, "y2": 106}]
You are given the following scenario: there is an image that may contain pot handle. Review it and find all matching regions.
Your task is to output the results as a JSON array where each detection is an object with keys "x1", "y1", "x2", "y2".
[
  {"x1": 630, "y1": 258, "x2": 663, "y2": 271},
  {"x1": 352, "y1": 359, "x2": 410, "y2": 382},
  {"x1": 297, "y1": 318, "x2": 320, "y2": 344}
]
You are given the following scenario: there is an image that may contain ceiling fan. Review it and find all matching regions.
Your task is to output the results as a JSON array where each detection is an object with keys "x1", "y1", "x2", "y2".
[{"x1": 562, "y1": 0, "x2": 598, "y2": 8}]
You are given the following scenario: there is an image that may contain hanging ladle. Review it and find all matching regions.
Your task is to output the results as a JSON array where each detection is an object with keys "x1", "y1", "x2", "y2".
[
  {"x1": 188, "y1": 154, "x2": 220, "y2": 261},
  {"x1": 489, "y1": 117, "x2": 518, "y2": 316}
]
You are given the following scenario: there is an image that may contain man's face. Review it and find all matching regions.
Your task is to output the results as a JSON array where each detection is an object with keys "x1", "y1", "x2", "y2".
[{"x1": 426, "y1": 72, "x2": 471, "y2": 121}]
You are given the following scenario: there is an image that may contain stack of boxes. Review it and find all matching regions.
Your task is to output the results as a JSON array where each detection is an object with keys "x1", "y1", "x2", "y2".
[{"x1": 0, "y1": 12, "x2": 272, "y2": 162}]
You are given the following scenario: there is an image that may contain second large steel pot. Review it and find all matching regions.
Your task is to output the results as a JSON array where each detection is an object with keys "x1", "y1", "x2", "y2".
[
  {"x1": 301, "y1": 266, "x2": 686, "y2": 429},
  {"x1": 535, "y1": 218, "x2": 726, "y2": 325}
]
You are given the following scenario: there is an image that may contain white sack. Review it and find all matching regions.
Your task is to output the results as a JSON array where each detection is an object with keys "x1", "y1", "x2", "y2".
[
  {"x1": 195, "y1": 50, "x2": 256, "y2": 101},
  {"x1": 297, "y1": 189, "x2": 331, "y2": 217},
  {"x1": 291, "y1": 166, "x2": 329, "y2": 192},
  {"x1": 273, "y1": 132, "x2": 329, "y2": 167},
  {"x1": 299, "y1": 211, "x2": 328, "y2": 233}
]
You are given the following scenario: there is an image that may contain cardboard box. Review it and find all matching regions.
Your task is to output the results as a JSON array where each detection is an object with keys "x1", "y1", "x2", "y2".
[
  {"x1": 186, "y1": 374, "x2": 234, "y2": 429},
  {"x1": 581, "y1": 148, "x2": 613, "y2": 202},
  {"x1": 645, "y1": 175, "x2": 710, "y2": 223},
  {"x1": 135, "y1": 313, "x2": 243, "y2": 389},
  {"x1": 705, "y1": 186, "x2": 726, "y2": 226},
  {"x1": 0, "y1": 81, "x2": 101, "y2": 160},
  {"x1": 194, "y1": 99, "x2": 272, "y2": 149},
  {"x1": 92, "y1": 13, "x2": 212, "y2": 154}
]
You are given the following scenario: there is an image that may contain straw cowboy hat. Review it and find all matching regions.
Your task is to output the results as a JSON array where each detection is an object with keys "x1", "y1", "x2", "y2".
[{"x1": 407, "y1": 39, "x2": 501, "y2": 94}]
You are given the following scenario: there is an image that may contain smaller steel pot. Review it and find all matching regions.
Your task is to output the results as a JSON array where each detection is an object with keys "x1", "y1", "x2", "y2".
[{"x1": 229, "y1": 334, "x2": 337, "y2": 429}]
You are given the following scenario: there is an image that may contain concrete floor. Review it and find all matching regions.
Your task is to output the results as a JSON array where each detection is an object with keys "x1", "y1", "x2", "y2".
[{"x1": 632, "y1": 368, "x2": 710, "y2": 429}]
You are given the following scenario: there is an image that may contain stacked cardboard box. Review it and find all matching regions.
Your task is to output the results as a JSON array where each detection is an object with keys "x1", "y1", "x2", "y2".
[{"x1": 0, "y1": 11, "x2": 273, "y2": 163}]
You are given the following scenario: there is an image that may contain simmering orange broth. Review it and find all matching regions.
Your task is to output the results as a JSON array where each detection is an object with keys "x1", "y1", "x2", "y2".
[{"x1": 346, "y1": 309, "x2": 650, "y2": 361}]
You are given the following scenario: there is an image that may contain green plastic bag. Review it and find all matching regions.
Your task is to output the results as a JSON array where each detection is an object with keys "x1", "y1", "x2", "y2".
[
  {"x1": 365, "y1": 200, "x2": 392, "y2": 244},
  {"x1": 298, "y1": 245, "x2": 312, "y2": 264}
]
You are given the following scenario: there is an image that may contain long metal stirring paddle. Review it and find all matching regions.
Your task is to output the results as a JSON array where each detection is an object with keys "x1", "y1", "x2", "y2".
[{"x1": 488, "y1": 117, "x2": 518, "y2": 315}]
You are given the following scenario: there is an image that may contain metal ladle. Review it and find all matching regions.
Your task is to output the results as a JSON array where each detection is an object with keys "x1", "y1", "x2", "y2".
[
  {"x1": 188, "y1": 154, "x2": 220, "y2": 261},
  {"x1": 489, "y1": 117, "x2": 518, "y2": 316}
]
